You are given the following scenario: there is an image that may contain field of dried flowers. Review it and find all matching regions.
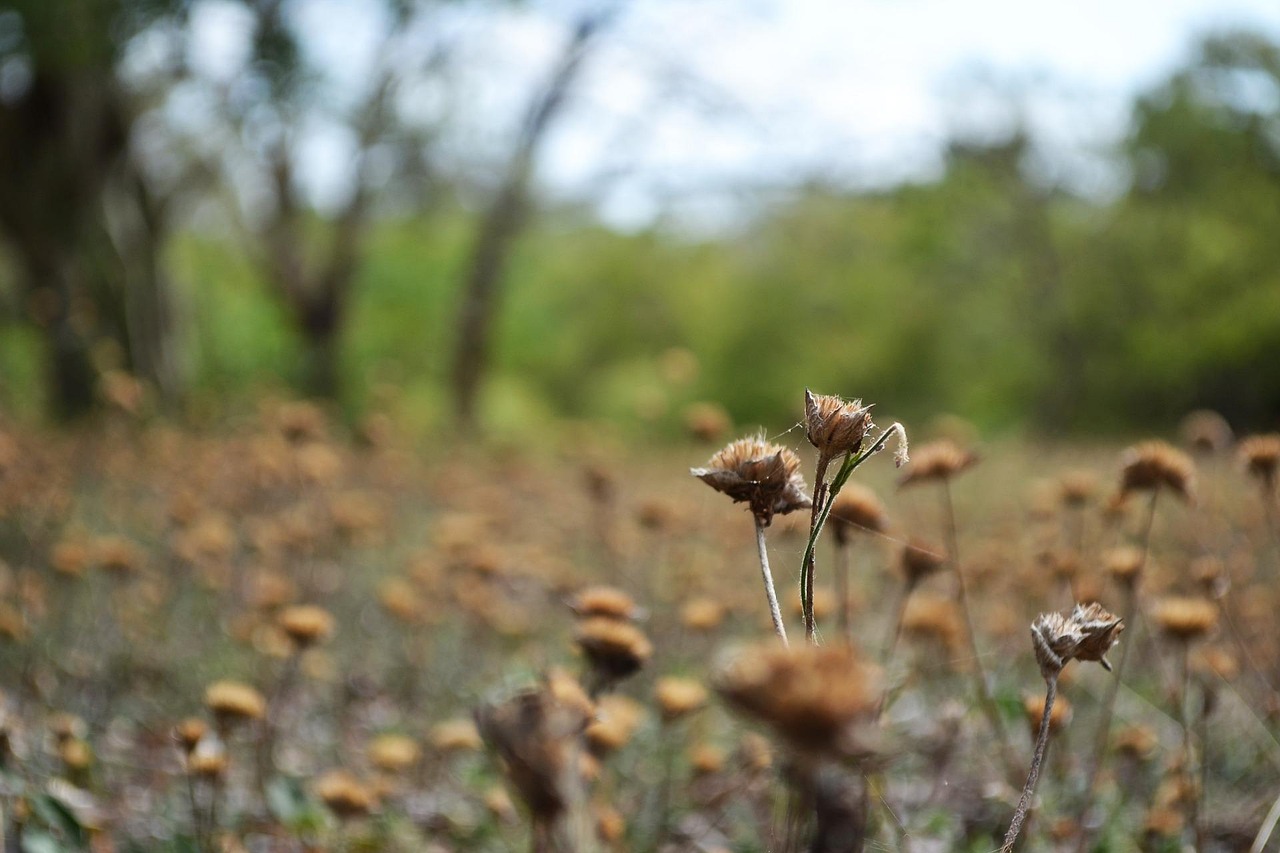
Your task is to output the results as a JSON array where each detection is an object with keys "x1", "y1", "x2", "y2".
[{"x1": 0, "y1": 398, "x2": 1277, "y2": 852}]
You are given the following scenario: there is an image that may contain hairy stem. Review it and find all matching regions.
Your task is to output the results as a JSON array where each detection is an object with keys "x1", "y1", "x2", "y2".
[
  {"x1": 755, "y1": 517, "x2": 789, "y2": 647},
  {"x1": 1002, "y1": 675, "x2": 1058, "y2": 853}
]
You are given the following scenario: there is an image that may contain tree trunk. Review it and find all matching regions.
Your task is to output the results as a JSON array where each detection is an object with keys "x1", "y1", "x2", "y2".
[{"x1": 450, "y1": 12, "x2": 612, "y2": 429}]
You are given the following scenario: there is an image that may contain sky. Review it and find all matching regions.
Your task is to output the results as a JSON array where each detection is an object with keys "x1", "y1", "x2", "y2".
[{"x1": 185, "y1": 0, "x2": 1280, "y2": 229}]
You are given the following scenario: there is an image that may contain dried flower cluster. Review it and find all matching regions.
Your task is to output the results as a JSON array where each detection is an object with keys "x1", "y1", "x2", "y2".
[
  {"x1": 1030, "y1": 603, "x2": 1125, "y2": 681},
  {"x1": 691, "y1": 436, "x2": 812, "y2": 526}
]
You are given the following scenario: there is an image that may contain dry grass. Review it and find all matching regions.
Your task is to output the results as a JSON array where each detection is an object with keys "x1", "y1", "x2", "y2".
[{"x1": 0, "y1": 402, "x2": 1276, "y2": 851}]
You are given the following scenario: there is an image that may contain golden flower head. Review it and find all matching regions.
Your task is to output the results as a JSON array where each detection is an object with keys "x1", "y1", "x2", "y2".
[
  {"x1": 680, "y1": 597, "x2": 726, "y2": 632},
  {"x1": 314, "y1": 770, "x2": 374, "y2": 820},
  {"x1": 368, "y1": 734, "x2": 421, "y2": 774},
  {"x1": 1118, "y1": 441, "x2": 1195, "y2": 503},
  {"x1": 574, "y1": 617, "x2": 653, "y2": 683},
  {"x1": 691, "y1": 436, "x2": 812, "y2": 526},
  {"x1": 277, "y1": 605, "x2": 335, "y2": 650},
  {"x1": 569, "y1": 586, "x2": 641, "y2": 622},
  {"x1": 1239, "y1": 434, "x2": 1280, "y2": 490},
  {"x1": 1104, "y1": 546, "x2": 1145, "y2": 587},
  {"x1": 585, "y1": 694, "x2": 645, "y2": 756},
  {"x1": 654, "y1": 676, "x2": 708, "y2": 722},
  {"x1": 897, "y1": 440, "x2": 978, "y2": 487},
  {"x1": 1152, "y1": 596, "x2": 1218, "y2": 642},
  {"x1": 429, "y1": 718, "x2": 483, "y2": 753},
  {"x1": 204, "y1": 680, "x2": 267, "y2": 726},
  {"x1": 1180, "y1": 410, "x2": 1233, "y2": 455},
  {"x1": 173, "y1": 718, "x2": 208, "y2": 754},
  {"x1": 1030, "y1": 602, "x2": 1125, "y2": 681},
  {"x1": 715, "y1": 643, "x2": 883, "y2": 759},
  {"x1": 829, "y1": 484, "x2": 889, "y2": 544},
  {"x1": 804, "y1": 390, "x2": 874, "y2": 463},
  {"x1": 1024, "y1": 692, "x2": 1073, "y2": 738}
]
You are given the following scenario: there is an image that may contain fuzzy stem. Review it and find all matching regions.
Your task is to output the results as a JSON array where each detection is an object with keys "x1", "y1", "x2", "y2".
[
  {"x1": 1001, "y1": 675, "x2": 1058, "y2": 853},
  {"x1": 940, "y1": 480, "x2": 1015, "y2": 775},
  {"x1": 1074, "y1": 488, "x2": 1158, "y2": 853},
  {"x1": 803, "y1": 456, "x2": 832, "y2": 644},
  {"x1": 755, "y1": 517, "x2": 789, "y2": 647}
]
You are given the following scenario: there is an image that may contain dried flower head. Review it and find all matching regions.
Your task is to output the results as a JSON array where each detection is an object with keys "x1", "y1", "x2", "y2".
[
  {"x1": 474, "y1": 684, "x2": 593, "y2": 821},
  {"x1": 1239, "y1": 434, "x2": 1280, "y2": 492},
  {"x1": 277, "y1": 605, "x2": 335, "y2": 650},
  {"x1": 569, "y1": 586, "x2": 640, "y2": 622},
  {"x1": 187, "y1": 739, "x2": 228, "y2": 779},
  {"x1": 1059, "y1": 471, "x2": 1096, "y2": 508},
  {"x1": 204, "y1": 681, "x2": 267, "y2": 726},
  {"x1": 897, "y1": 440, "x2": 977, "y2": 487},
  {"x1": 715, "y1": 643, "x2": 882, "y2": 758},
  {"x1": 368, "y1": 734, "x2": 421, "y2": 774},
  {"x1": 899, "y1": 539, "x2": 946, "y2": 589},
  {"x1": 691, "y1": 436, "x2": 812, "y2": 526},
  {"x1": 1180, "y1": 410, "x2": 1233, "y2": 455},
  {"x1": 585, "y1": 695, "x2": 645, "y2": 756},
  {"x1": 829, "y1": 485, "x2": 889, "y2": 544},
  {"x1": 654, "y1": 676, "x2": 708, "y2": 722},
  {"x1": 574, "y1": 618, "x2": 653, "y2": 684},
  {"x1": 1152, "y1": 596, "x2": 1218, "y2": 642},
  {"x1": 173, "y1": 718, "x2": 207, "y2": 755},
  {"x1": 430, "y1": 719, "x2": 483, "y2": 753},
  {"x1": 314, "y1": 770, "x2": 374, "y2": 820},
  {"x1": 683, "y1": 401, "x2": 732, "y2": 443},
  {"x1": 680, "y1": 597, "x2": 725, "y2": 632},
  {"x1": 1030, "y1": 603, "x2": 1124, "y2": 680},
  {"x1": 901, "y1": 595, "x2": 966, "y2": 655},
  {"x1": 1118, "y1": 441, "x2": 1195, "y2": 503},
  {"x1": 1104, "y1": 546, "x2": 1145, "y2": 587},
  {"x1": 1024, "y1": 692, "x2": 1073, "y2": 738},
  {"x1": 804, "y1": 390, "x2": 874, "y2": 463}
]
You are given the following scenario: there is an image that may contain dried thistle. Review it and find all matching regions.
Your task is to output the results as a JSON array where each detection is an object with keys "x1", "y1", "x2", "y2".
[
  {"x1": 1030, "y1": 602, "x2": 1125, "y2": 681},
  {"x1": 804, "y1": 390, "x2": 873, "y2": 467},
  {"x1": 829, "y1": 485, "x2": 889, "y2": 544},
  {"x1": 1239, "y1": 434, "x2": 1280, "y2": 492},
  {"x1": 1180, "y1": 410, "x2": 1234, "y2": 455},
  {"x1": 691, "y1": 436, "x2": 812, "y2": 526},
  {"x1": 897, "y1": 440, "x2": 978, "y2": 487},
  {"x1": 1152, "y1": 596, "x2": 1218, "y2": 643},
  {"x1": 574, "y1": 617, "x2": 652, "y2": 688},
  {"x1": 569, "y1": 586, "x2": 641, "y2": 622},
  {"x1": 1118, "y1": 441, "x2": 1196, "y2": 503}
]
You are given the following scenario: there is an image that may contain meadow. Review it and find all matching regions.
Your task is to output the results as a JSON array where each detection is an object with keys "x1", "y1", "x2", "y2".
[{"x1": 0, "y1": 396, "x2": 1277, "y2": 852}]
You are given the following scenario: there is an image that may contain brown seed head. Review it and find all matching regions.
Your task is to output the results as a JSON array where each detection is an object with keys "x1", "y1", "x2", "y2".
[
  {"x1": 314, "y1": 770, "x2": 374, "y2": 820},
  {"x1": 1104, "y1": 546, "x2": 1145, "y2": 587},
  {"x1": 173, "y1": 718, "x2": 207, "y2": 754},
  {"x1": 691, "y1": 436, "x2": 812, "y2": 526},
  {"x1": 715, "y1": 643, "x2": 882, "y2": 758},
  {"x1": 1118, "y1": 441, "x2": 1195, "y2": 502},
  {"x1": 474, "y1": 684, "x2": 593, "y2": 820},
  {"x1": 899, "y1": 539, "x2": 946, "y2": 588},
  {"x1": 1024, "y1": 692, "x2": 1073, "y2": 738},
  {"x1": 574, "y1": 618, "x2": 653, "y2": 683},
  {"x1": 570, "y1": 586, "x2": 640, "y2": 622},
  {"x1": 683, "y1": 401, "x2": 732, "y2": 444},
  {"x1": 187, "y1": 740, "x2": 228, "y2": 778},
  {"x1": 1114, "y1": 724, "x2": 1159, "y2": 760},
  {"x1": 1239, "y1": 434, "x2": 1280, "y2": 491},
  {"x1": 1030, "y1": 602, "x2": 1125, "y2": 680},
  {"x1": 429, "y1": 719, "x2": 483, "y2": 753},
  {"x1": 368, "y1": 734, "x2": 421, "y2": 774},
  {"x1": 1180, "y1": 410, "x2": 1234, "y2": 455},
  {"x1": 654, "y1": 677, "x2": 708, "y2": 722},
  {"x1": 1152, "y1": 596, "x2": 1218, "y2": 642},
  {"x1": 277, "y1": 605, "x2": 335, "y2": 649},
  {"x1": 680, "y1": 597, "x2": 726, "y2": 632},
  {"x1": 204, "y1": 681, "x2": 266, "y2": 725},
  {"x1": 804, "y1": 390, "x2": 874, "y2": 463},
  {"x1": 1059, "y1": 471, "x2": 1096, "y2": 508},
  {"x1": 901, "y1": 595, "x2": 965, "y2": 655},
  {"x1": 897, "y1": 440, "x2": 977, "y2": 487},
  {"x1": 829, "y1": 485, "x2": 889, "y2": 545},
  {"x1": 585, "y1": 695, "x2": 645, "y2": 756}
]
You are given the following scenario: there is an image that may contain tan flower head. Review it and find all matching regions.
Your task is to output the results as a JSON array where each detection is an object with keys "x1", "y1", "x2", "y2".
[
  {"x1": 1180, "y1": 410, "x2": 1233, "y2": 455},
  {"x1": 569, "y1": 586, "x2": 640, "y2": 622},
  {"x1": 654, "y1": 676, "x2": 708, "y2": 722},
  {"x1": 1239, "y1": 434, "x2": 1280, "y2": 491},
  {"x1": 829, "y1": 484, "x2": 889, "y2": 544},
  {"x1": 1152, "y1": 596, "x2": 1218, "y2": 642},
  {"x1": 277, "y1": 605, "x2": 335, "y2": 650},
  {"x1": 314, "y1": 770, "x2": 374, "y2": 820},
  {"x1": 691, "y1": 436, "x2": 812, "y2": 525},
  {"x1": 1024, "y1": 692, "x2": 1073, "y2": 738},
  {"x1": 574, "y1": 617, "x2": 653, "y2": 683},
  {"x1": 715, "y1": 643, "x2": 883, "y2": 759},
  {"x1": 1031, "y1": 602, "x2": 1125, "y2": 681},
  {"x1": 897, "y1": 440, "x2": 978, "y2": 487},
  {"x1": 368, "y1": 734, "x2": 421, "y2": 774},
  {"x1": 1059, "y1": 471, "x2": 1096, "y2": 508},
  {"x1": 804, "y1": 390, "x2": 873, "y2": 463},
  {"x1": 1118, "y1": 441, "x2": 1195, "y2": 503},
  {"x1": 204, "y1": 681, "x2": 266, "y2": 726},
  {"x1": 899, "y1": 539, "x2": 946, "y2": 588}
]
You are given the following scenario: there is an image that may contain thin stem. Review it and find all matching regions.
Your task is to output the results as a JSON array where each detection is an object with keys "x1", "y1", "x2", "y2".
[
  {"x1": 835, "y1": 539, "x2": 852, "y2": 645},
  {"x1": 1179, "y1": 641, "x2": 1202, "y2": 851},
  {"x1": 1252, "y1": 786, "x2": 1280, "y2": 853},
  {"x1": 1074, "y1": 488, "x2": 1158, "y2": 853},
  {"x1": 804, "y1": 456, "x2": 832, "y2": 644},
  {"x1": 1001, "y1": 676, "x2": 1058, "y2": 853},
  {"x1": 755, "y1": 517, "x2": 789, "y2": 647},
  {"x1": 940, "y1": 480, "x2": 1015, "y2": 775}
]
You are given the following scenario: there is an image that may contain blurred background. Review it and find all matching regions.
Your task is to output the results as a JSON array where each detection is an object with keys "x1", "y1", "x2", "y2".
[{"x1": 3, "y1": 0, "x2": 1280, "y2": 438}]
